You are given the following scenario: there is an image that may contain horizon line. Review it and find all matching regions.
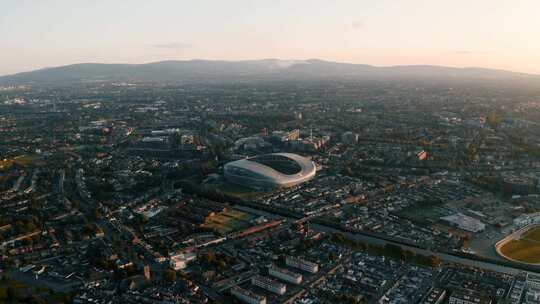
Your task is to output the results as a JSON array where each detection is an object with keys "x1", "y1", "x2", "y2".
[{"x1": 1, "y1": 57, "x2": 538, "y2": 78}]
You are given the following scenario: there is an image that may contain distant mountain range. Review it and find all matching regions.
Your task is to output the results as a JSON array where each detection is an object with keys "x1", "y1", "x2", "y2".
[{"x1": 1, "y1": 59, "x2": 538, "y2": 85}]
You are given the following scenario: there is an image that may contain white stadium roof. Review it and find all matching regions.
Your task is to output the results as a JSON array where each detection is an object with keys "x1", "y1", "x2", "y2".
[{"x1": 224, "y1": 153, "x2": 316, "y2": 189}]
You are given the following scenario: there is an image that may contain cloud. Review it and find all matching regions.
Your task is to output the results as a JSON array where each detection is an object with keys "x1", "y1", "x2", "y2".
[
  {"x1": 151, "y1": 42, "x2": 192, "y2": 50},
  {"x1": 351, "y1": 20, "x2": 365, "y2": 29},
  {"x1": 454, "y1": 50, "x2": 491, "y2": 55}
]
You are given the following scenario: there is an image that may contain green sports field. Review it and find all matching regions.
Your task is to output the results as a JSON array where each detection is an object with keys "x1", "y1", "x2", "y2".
[{"x1": 499, "y1": 226, "x2": 540, "y2": 264}]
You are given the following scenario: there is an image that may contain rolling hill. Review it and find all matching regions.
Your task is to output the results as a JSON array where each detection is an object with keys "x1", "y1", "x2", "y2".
[{"x1": 0, "y1": 59, "x2": 537, "y2": 85}]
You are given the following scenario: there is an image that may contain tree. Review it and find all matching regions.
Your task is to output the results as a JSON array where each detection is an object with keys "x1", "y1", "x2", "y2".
[
  {"x1": 331, "y1": 233, "x2": 345, "y2": 243},
  {"x1": 402, "y1": 250, "x2": 416, "y2": 262},
  {"x1": 202, "y1": 251, "x2": 217, "y2": 264},
  {"x1": 163, "y1": 269, "x2": 176, "y2": 282},
  {"x1": 28, "y1": 295, "x2": 47, "y2": 304},
  {"x1": 460, "y1": 235, "x2": 471, "y2": 249},
  {"x1": 29, "y1": 195, "x2": 42, "y2": 212},
  {"x1": 217, "y1": 260, "x2": 227, "y2": 270},
  {"x1": 24, "y1": 221, "x2": 38, "y2": 233},
  {"x1": 486, "y1": 112, "x2": 501, "y2": 129},
  {"x1": 0, "y1": 287, "x2": 7, "y2": 301},
  {"x1": 383, "y1": 244, "x2": 403, "y2": 259},
  {"x1": 428, "y1": 255, "x2": 441, "y2": 267},
  {"x1": 22, "y1": 237, "x2": 33, "y2": 246},
  {"x1": 7, "y1": 285, "x2": 18, "y2": 302},
  {"x1": 93, "y1": 208, "x2": 103, "y2": 220}
]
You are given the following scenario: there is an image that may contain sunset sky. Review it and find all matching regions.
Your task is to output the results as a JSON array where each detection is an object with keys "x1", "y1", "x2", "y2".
[{"x1": 2, "y1": 0, "x2": 540, "y2": 75}]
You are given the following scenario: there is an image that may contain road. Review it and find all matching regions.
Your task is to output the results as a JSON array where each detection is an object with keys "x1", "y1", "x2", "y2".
[
  {"x1": 235, "y1": 205, "x2": 540, "y2": 276},
  {"x1": 7, "y1": 269, "x2": 83, "y2": 293},
  {"x1": 311, "y1": 223, "x2": 534, "y2": 275}
]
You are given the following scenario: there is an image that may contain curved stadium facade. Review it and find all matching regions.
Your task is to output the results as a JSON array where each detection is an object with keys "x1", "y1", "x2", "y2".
[{"x1": 224, "y1": 153, "x2": 316, "y2": 189}]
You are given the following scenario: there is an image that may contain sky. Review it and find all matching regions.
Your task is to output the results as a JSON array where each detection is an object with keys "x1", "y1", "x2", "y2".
[{"x1": 1, "y1": 0, "x2": 540, "y2": 76}]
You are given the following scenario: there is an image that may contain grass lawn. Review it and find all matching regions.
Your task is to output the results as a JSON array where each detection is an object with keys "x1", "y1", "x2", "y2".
[
  {"x1": 13, "y1": 154, "x2": 45, "y2": 167},
  {"x1": 1, "y1": 154, "x2": 45, "y2": 171},
  {"x1": 499, "y1": 239, "x2": 540, "y2": 264},
  {"x1": 499, "y1": 226, "x2": 540, "y2": 264},
  {"x1": 397, "y1": 204, "x2": 451, "y2": 224},
  {"x1": 0, "y1": 159, "x2": 13, "y2": 171},
  {"x1": 202, "y1": 209, "x2": 255, "y2": 235},
  {"x1": 209, "y1": 178, "x2": 268, "y2": 201},
  {"x1": 522, "y1": 226, "x2": 540, "y2": 242}
]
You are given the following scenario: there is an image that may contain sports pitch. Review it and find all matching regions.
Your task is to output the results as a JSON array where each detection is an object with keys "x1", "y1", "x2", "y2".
[
  {"x1": 201, "y1": 209, "x2": 256, "y2": 235},
  {"x1": 498, "y1": 225, "x2": 540, "y2": 264}
]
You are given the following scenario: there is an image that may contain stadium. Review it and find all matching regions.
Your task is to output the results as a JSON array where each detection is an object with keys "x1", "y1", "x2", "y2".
[{"x1": 224, "y1": 153, "x2": 316, "y2": 189}]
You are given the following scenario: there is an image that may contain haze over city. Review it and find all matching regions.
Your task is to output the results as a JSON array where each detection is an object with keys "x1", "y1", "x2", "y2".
[
  {"x1": 4, "y1": 2, "x2": 540, "y2": 304},
  {"x1": 2, "y1": 0, "x2": 540, "y2": 75}
]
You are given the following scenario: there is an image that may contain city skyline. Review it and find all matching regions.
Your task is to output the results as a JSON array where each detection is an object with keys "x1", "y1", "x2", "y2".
[{"x1": 2, "y1": 0, "x2": 540, "y2": 75}]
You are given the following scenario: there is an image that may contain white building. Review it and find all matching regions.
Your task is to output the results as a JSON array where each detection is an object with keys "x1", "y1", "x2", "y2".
[
  {"x1": 527, "y1": 274, "x2": 540, "y2": 290},
  {"x1": 285, "y1": 256, "x2": 319, "y2": 273},
  {"x1": 231, "y1": 286, "x2": 267, "y2": 304},
  {"x1": 269, "y1": 265, "x2": 302, "y2": 284},
  {"x1": 440, "y1": 213, "x2": 486, "y2": 233},
  {"x1": 513, "y1": 212, "x2": 540, "y2": 229},
  {"x1": 251, "y1": 275, "x2": 286, "y2": 295},
  {"x1": 448, "y1": 290, "x2": 490, "y2": 304},
  {"x1": 169, "y1": 252, "x2": 197, "y2": 270}
]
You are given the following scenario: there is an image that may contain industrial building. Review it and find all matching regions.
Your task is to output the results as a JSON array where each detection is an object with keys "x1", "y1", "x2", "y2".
[{"x1": 440, "y1": 213, "x2": 486, "y2": 233}]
